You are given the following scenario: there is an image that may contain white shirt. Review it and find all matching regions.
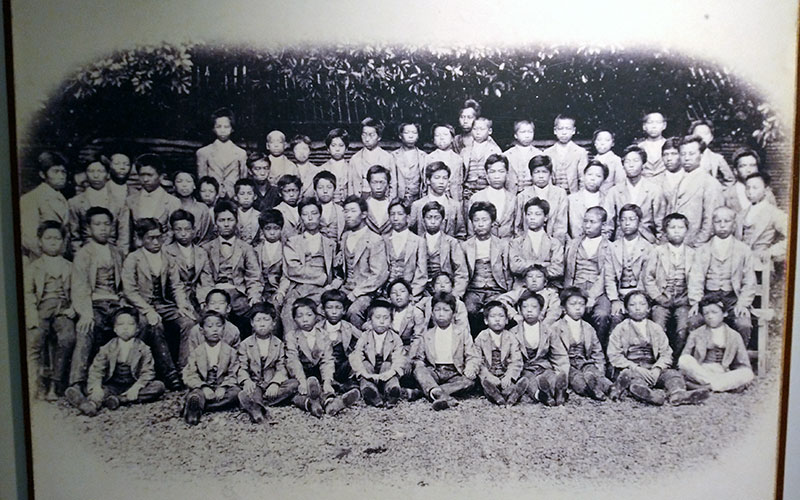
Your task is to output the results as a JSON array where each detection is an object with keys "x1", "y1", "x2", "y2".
[
  {"x1": 320, "y1": 202, "x2": 335, "y2": 223},
  {"x1": 391, "y1": 229, "x2": 411, "y2": 257},
  {"x1": 303, "y1": 330, "x2": 317, "y2": 351},
  {"x1": 735, "y1": 182, "x2": 750, "y2": 210},
  {"x1": 565, "y1": 316, "x2": 583, "y2": 344},
  {"x1": 668, "y1": 243, "x2": 684, "y2": 264},
  {"x1": 485, "y1": 187, "x2": 507, "y2": 219},
  {"x1": 346, "y1": 226, "x2": 368, "y2": 253},
  {"x1": 711, "y1": 326, "x2": 727, "y2": 347},
  {"x1": 325, "y1": 321, "x2": 341, "y2": 343},
  {"x1": 623, "y1": 236, "x2": 641, "y2": 256},
  {"x1": 581, "y1": 235, "x2": 602, "y2": 257},
  {"x1": 583, "y1": 190, "x2": 601, "y2": 208},
  {"x1": 305, "y1": 232, "x2": 322, "y2": 255},
  {"x1": 367, "y1": 197, "x2": 390, "y2": 228},
  {"x1": 85, "y1": 185, "x2": 109, "y2": 208},
  {"x1": 138, "y1": 187, "x2": 168, "y2": 218},
  {"x1": 143, "y1": 249, "x2": 163, "y2": 275},
  {"x1": 260, "y1": 240, "x2": 282, "y2": 263},
  {"x1": 117, "y1": 338, "x2": 134, "y2": 364},
  {"x1": 425, "y1": 231, "x2": 442, "y2": 254},
  {"x1": 711, "y1": 236, "x2": 734, "y2": 259},
  {"x1": 373, "y1": 331, "x2": 386, "y2": 354},
  {"x1": 527, "y1": 230, "x2": 544, "y2": 253},
  {"x1": 489, "y1": 330, "x2": 503, "y2": 349},
  {"x1": 178, "y1": 243, "x2": 193, "y2": 262},
  {"x1": 631, "y1": 319, "x2": 648, "y2": 341},
  {"x1": 219, "y1": 236, "x2": 237, "y2": 259},
  {"x1": 256, "y1": 336, "x2": 271, "y2": 359},
  {"x1": 663, "y1": 170, "x2": 685, "y2": 193},
  {"x1": 205, "y1": 342, "x2": 221, "y2": 367},
  {"x1": 475, "y1": 237, "x2": 491, "y2": 259},
  {"x1": 392, "y1": 307, "x2": 409, "y2": 333},
  {"x1": 626, "y1": 179, "x2": 645, "y2": 207},
  {"x1": 433, "y1": 325, "x2": 454, "y2": 364},
  {"x1": 523, "y1": 322, "x2": 541, "y2": 350}
]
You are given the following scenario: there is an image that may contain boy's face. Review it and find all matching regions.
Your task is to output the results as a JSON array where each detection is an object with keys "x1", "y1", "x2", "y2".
[
  {"x1": 525, "y1": 205, "x2": 547, "y2": 231},
  {"x1": 361, "y1": 126, "x2": 380, "y2": 150},
  {"x1": 662, "y1": 148, "x2": 681, "y2": 172},
  {"x1": 41, "y1": 165, "x2": 68, "y2": 191},
  {"x1": 389, "y1": 284, "x2": 411, "y2": 309},
  {"x1": 280, "y1": 183, "x2": 300, "y2": 206},
  {"x1": 702, "y1": 303, "x2": 725, "y2": 328},
  {"x1": 471, "y1": 210, "x2": 494, "y2": 237},
  {"x1": 679, "y1": 142, "x2": 702, "y2": 172},
  {"x1": 593, "y1": 131, "x2": 614, "y2": 154},
  {"x1": 235, "y1": 185, "x2": 255, "y2": 210},
  {"x1": 294, "y1": 305, "x2": 317, "y2": 332},
  {"x1": 432, "y1": 302, "x2": 454, "y2": 329},
  {"x1": 712, "y1": 210, "x2": 736, "y2": 238},
  {"x1": 85, "y1": 162, "x2": 109, "y2": 190},
  {"x1": 328, "y1": 137, "x2": 347, "y2": 160},
  {"x1": 400, "y1": 125, "x2": 419, "y2": 147},
  {"x1": 471, "y1": 120, "x2": 490, "y2": 142},
  {"x1": 114, "y1": 313, "x2": 138, "y2": 341},
  {"x1": 109, "y1": 154, "x2": 131, "y2": 181},
  {"x1": 735, "y1": 156, "x2": 759, "y2": 180},
  {"x1": 368, "y1": 173, "x2": 389, "y2": 199},
  {"x1": 39, "y1": 227, "x2": 64, "y2": 256},
  {"x1": 174, "y1": 173, "x2": 196, "y2": 198},
  {"x1": 623, "y1": 152, "x2": 644, "y2": 179},
  {"x1": 389, "y1": 205, "x2": 409, "y2": 232},
  {"x1": 524, "y1": 269, "x2": 547, "y2": 292},
  {"x1": 343, "y1": 202, "x2": 366, "y2": 229},
  {"x1": 202, "y1": 316, "x2": 225, "y2": 344},
  {"x1": 619, "y1": 211, "x2": 640, "y2": 237},
  {"x1": 429, "y1": 170, "x2": 449, "y2": 195},
  {"x1": 744, "y1": 177, "x2": 767, "y2": 204},
  {"x1": 252, "y1": 312, "x2": 276, "y2": 338},
  {"x1": 583, "y1": 165, "x2": 605, "y2": 192},
  {"x1": 139, "y1": 166, "x2": 161, "y2": 193},
  {"x1": 459, "y1": 108, "x2": 477, "y2": 132},
  {"x1": 141, "y1": 228, "x2": 164, "y2": 253},
  {"x1": 206, "y1": 293, "x2": 231, "y2": 315},
  {"x1": 433, "y1": 127, "x2": 454, "y2": 150},
  {"x1": 172, "y1": 219, "x2": 195, "y2": 247},
  {"x1": 250, "y1": 160, "x2": 270, "y2": 183},
  {"x1": 370, "y1": 307, "x2": 392, "y2": 334},
  {"x1": 519, "y1": 298, "x2": 542, "y2": 325},
  {"x1": 514, "y1": 123, "x2": 534, "y2": 146},
  {"x1": 300, "y1": 204, "x2": 321, "y2": 232},
  {"x1": 485, "y1": 306, "x2": 508, "y2": 332},
  {"x1": 262, "y1": 222, "x2": 282, "y2": 243},
  {"x1": 643, "y1": 114, "x2": 666, "y2": 138},
  {"x1": 554, "y1": 119, "x2": 576, "y2": 143},
  {"x1": 665, "y1": 219, "x2": 688, "y2": 246},
  {"x1": 323, "y1": 300, "x2": 345, "y2": 324},
  {"x1": 564, "y1": 296, "x2": 587, "y2": 320},
  {"x1": 315, "y1": 178, "x2": 335, "y2": 204},
  {"x1": 215, "y1": 210, "x2": 237, "y2": 238},
  {"x1": 626, "y1": 294, "x2": 650, "y2": 322},
  {"x1": 423, "y1": 210, "x2": 443, "y2": 234},
  {"x1": 433, "y1": 275, "x2": 453, "y2": 294},
  {"x1": 531, "y1": 166, "x2": 552, "y2": 189},
  {"x1": 213, "y1": 117, "x2": 233, "y2": 141},
  {"x1": 293, "y1": 142, "x2": 310, "y2": 163},
  {"x1": 693, "y1": 125, "x2": 714, "y2": 145},
  {"x1": 87, "y1": 214, "x2": 112, "y2": 244},
  {"x1": 267, "y1": 135, "x2": 286, "y2": 156},
  {"x1": 583, "y1": 211, "x2": 604, "y2": 238},
  {"x1": 199, "y1": 182, "x2": 218, "y2": 206},
  {"x1": 485, "y1": 161, "x2": 507, "y2": 189}
]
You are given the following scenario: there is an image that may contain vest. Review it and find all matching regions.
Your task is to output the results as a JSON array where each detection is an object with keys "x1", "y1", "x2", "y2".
[
  {"x1": 705, "y1": 253, "x2": 734, "y2": 293},
  {"x1": 489, "y1": 348, "x2": 505, "y2": 377},
  {"x1": 705, "y1": 346, "x2": 725, "y2": 364},
  {"x1": 95, "y1": 263, "x2": 117, "y2": 296},
  {"x1": 109, "y1": 361, "x2": 136, "y2": 387},
  {"x1": 627, "y1": 334, "x2": 656, "y2": 367},
  {"x1": 573, "y1": 244, "x2": 601, "y2": 288},
  {"x1": 469, "y1": 258, "x2": 501, "y2": 291}
]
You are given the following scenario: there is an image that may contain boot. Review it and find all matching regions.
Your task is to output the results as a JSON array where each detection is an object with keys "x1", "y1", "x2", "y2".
[
  {"x1": 481, "y1": 378, "x2": 505, "y2": 406},
  {"x1": 325, "y1": 389, "x2": 361, "y2": 416},
  {"x1": 609, "y1": 370, "x2": 632, "y2": 401},
  {"x1": 537, "y1": 375, "x2": 553, "y2": 406},
  {"x1": 307, "y1": 377, "x2": 322, "y2": 400},
  {"x1": 184, "y1": 392, "x2": 204, "y2": 425},
  {"x1": 361, "y1": 385, "x2": 383, "y2": 407},
  {"x1": 506, "y1": 378, "x2": 529, "y2": 406},
  {"x1": 584, "y1": 372, "x2": 606, "y2": 401},
  {"x1": 103, "y1": 395, "x2": 121, "y2": 411},
  {"x1": 403, "y1": 388, "x2": 424, "y2": 401},
  {"x1": 629, "y1": 383, "x2": 666, "y2": 406},
  {"x1": 553, "y1": 372, "x2": 568, "y2": 406},
  {"x1": 385, "y1": 385, "x2": 401, "y2": 408},
  {"x1": 65, "y1": 385, "x2": 86, "y2": 409},
  {"x1": 669, "y1": 388, "x2": 711, "y2": 406}
]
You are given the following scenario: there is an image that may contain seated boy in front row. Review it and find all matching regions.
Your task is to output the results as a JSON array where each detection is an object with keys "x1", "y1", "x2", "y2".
[
  {"x1": 350, "y1": 300, "x2": 407, "y2": 408},
  {"x1": 319, "y1": 290, "x2": 362, "y2": 392},
  {"x1": 473, "y1": 301, "x2": 528, "y2": 406},
  {"x1": 411, "y1": 291, "x2": 479, "y2": 411},
  {"x1": 678, "y1": 297, "x2": 754, "y2": 393},
  {"x1": 236, "y1": 303, "x2": 299, "y2": 424},
  {"x1": 69, "y1": 307, "x2": 165, "y2": 416},
  {"x1": 496, "y1": 264, "x2": 562, "y2": 328},
  {"x1": 182, "y1": 311, "x2": 241, "y2": 425},
  {"x1": 607, "y1": 291, "x2": 710, "y2": 406},
  {"x1": 511, "y1": 291, "x2": 569, "y2": 406}
]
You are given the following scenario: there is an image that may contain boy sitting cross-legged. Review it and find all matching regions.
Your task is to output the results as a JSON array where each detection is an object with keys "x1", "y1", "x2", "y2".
[
  {"x1": 511, "y1": 291, "x2": 569, "y2": 406},
  {"x1": 349, "y1": 299, "x2": 407, "y2": 408},
  {"x1": 473, "y1": 301, "x2": 528, "y2": 406},
  {"x1": 319, "y1": 290, "x2": 362, "y2": 393},
  {"x1": 496, "y1": 264, "x2": 562, "y2": 328},
  {"x1": 182, "y1": 311, "x2": 241, "y2": 425},
  {"x1": 411, "y1": 291, "x2": 479, "y2": 411},
  {"x1": 236, "y1": 303, "x2": 300, "y2": 424},
  {"x1": 607, "y1": 290, "x2": 711, "y2": 406}
]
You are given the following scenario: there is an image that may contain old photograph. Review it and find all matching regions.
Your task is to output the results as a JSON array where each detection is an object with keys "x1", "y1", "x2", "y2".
[{"x1": 8, "y1": 1, "x2": 797, "y2": 498}]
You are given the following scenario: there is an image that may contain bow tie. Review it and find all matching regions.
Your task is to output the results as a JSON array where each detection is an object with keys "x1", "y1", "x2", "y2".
[{"x1": 221, "y1": 240, "x2": 233, "y2": 246}]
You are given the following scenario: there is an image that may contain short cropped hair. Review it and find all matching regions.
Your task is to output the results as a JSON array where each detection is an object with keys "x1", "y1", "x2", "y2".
[
  {"x1": 367, "y1": 298, "x2": 393, "y2": 318},
  {"x1": 516, "y1": 290, "x2": 545, "y2": 309},
  {"x1": 482, "y1": 300, "x2": 507, "y2": 319},
  {"x1": 425, "y1": 161, "x2": 451, "y2": 180},
  {"x1": 325, "y1": 128, "x2": 350, "y2": 148},
  {"x1": 297, "y1": 196, "x2": 322, "y2": 216},
  {"x1": 277, "y1": 174, "x2": 302, "y2": 191},
  {"x1": 432, "y1": 271, "x2": 454, "y2": 287},
  {"x1": 292, "y1": 297, "x2": 318, "y2": 318},
  {"x1": 484, "y1": 153, "x2": 508, "y2": 171},
  {"x1": 134, "y1": 153, "x2": 165, "y2": 174},
  {"x1": 86, "y1": 206, "x2": 114, "y2": 224},
  {"x1": 584, "y1": 160, "x2": 609, "y2": 179},
  {"x1": 258, "y1": 209, "x2": 284, "y2": 228},
  {"x1": 342, "y1": 194, "x2": 368, "y2": 213},
  {"x1": 37, "y1": 151, "x2": 68, "y2": 173},
  {"x1": 524, "y1": 197, "x2": 550, "y2": 217},
  {"x1": 37, "y1": 220, "x2": 66, "y2": 238},
  {"x1": 688, "y1": 119, "x2": 714, "y2": 135},
  {"x1": 513, "y1": 119, "x2": 534, "y2": 134},
  {"x1": 213, "y1": 199, "x2": 238, "y2": 220},
  {"x1": 662, "y1": 212, "x2": 689, "y2": 231},
  {"x1": 211, "y1": 107, "x2": 235, "y2": 128},
  {"x1": 554, "y1": 114, "x2": 576, "y2": 127},
  {"x1": 431, "y1": 291, "x2": 457, "y2": 311},
  {"x1": 200, "y1": 310, "x2": 226, "y2": 327},
  {"x1": 361, "y1": 117, "x2": 385, "y2": 137},
  {"x1": 366, "y1": 164, "x2": 391, "y2": 183},
  {"x1": 474, "y1": 116, "x2": 492, "y2": 129},
  {"x1": 744, "y1": 172, "x2": 770, "y2": 186},
  {"x1": 421, "y1": 201, "x2": 445, "y2": 218},
  {"x1": 198, "y1": 175, "x2": 220, "y2": 193},
  {"x1": 622, "y1": 145, "x2": 647, "y2": 164},
  {"x1": 732, "y1": 148, "x2": 761, "y2": 169},
  {"x1": 679, "y1": 135, "x2": 707, "y2": 153},
  {"x1": 388, "y1": 198, "x2": 409, "y2": 215},
  {"x1": 560, "y1": 286, "x2": 587, "y2": 306},
  {"x1": 169, "y1": 209, "x2": 196, "y2": 228},
  {"x1": 112, "y1": 306, "x2": 140, "y2": 327},
  {"x1": 387, "y1": 278, "x2": 412, "y2": 295},
  {"x1": 397, "y1": 122, "x2": 421, "y2": 138},
  {"x1": 249, "y1": 302, "x2": 278, "y2": 321},
  {"x1": 134, "y1": 217, "x2": 161, "y2": 238},
  {"x1": 321, "y1": 289, "x2": 350, "y2": 308},
  {"x1": 528, "y1": 154, "x2": 553, "y2": 174},
  {"x1": 206, "y1": 288, "x2": 232, "y2": 305},
  {"x1": 662, "y1": 137, "x2": 681, "y2": 153},
  {"x1": 619, "y1": 203, "x2": 643, "y2": 221},
  {"x1": 585, "y1": 206, "x2": 608, "y2": 222},
  {"x1": 234, "y1": 178, "x2": 256, "y2": 195},
  {"x1": 246, "y1": 152, "x2": 270, "y2": 169},
  {"x1": 592, "y1": 128, "x2": 615, "y2": 142},
  {"x1": 313, "y1": 170, "x2": 337, "y2": 189},
  {"x1": 468, "y1": 201, "x2": 497, "y2": 222}
]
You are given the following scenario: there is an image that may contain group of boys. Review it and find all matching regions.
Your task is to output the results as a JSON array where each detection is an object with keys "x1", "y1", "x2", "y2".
[{"x1": 20, "y1": 102, "x2": 785, "y2": 423}]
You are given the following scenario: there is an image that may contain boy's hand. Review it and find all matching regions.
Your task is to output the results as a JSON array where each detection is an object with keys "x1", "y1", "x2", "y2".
[
  {"x1": 648, "y1": 367, "x2": 662, "y2": 384},
  {"x1": 734, "y1": 305, "x2": 749, "y2": 318},
  {"x1": 76, "y1": 316, "x2": 95, "y2": 336},
  {"x1": 688, "y1": 304, "x2": 699, "y2": 318},
  {"x1": 214, "y1": 387, "x2": 226, "y2": 400},
  {"x1": 322, "y1": 382, "x2": 334, "y2": 394},
  {"x1": 656, "y1": 294, "x2": 671, "y2": 307},
  {"x1": 242, "y1": 380, "x2": 256, "y2": 395},
  {"x1": 124, "y1": 385, "x2": 141, "y2": 402},
  {"x1": 145, "y1": 311, "x2": 160, "y2": 326},
  {"x1": 248, "y1": 296, "x2": 259, "y2": 306},
  {"x1": 378, "y1": 372, "x2": 393, "y2": 383},
  {"x1": 202, "y1": 387, "x2": 215, "y2": 400},
  {"x1": 500, "y1": 377, "x2": 513, "y2": 391},
  {"x1": 265, "y1": 383, "x2": 279, "y2": 399},
  {"x1": 178, "y1": 306, "x2": 197, "y2": 320},
  {"x1": 273, "y1": 294, "x2": 285, "y2": 306},
  {"x1": 633, "y1": 366, "x2": 652, "y2": 385},
  {"x1": 611, "y1": 300, "x2": 625, "y2": 317},
  {"x1": 298, "y1": 381, "x2": 308, "y2": 395}
]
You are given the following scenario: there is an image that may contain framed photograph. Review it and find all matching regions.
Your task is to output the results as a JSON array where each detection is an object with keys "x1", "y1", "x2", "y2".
[{"x1": 7, "y1": 1, "x2": 797, "y2": 498}]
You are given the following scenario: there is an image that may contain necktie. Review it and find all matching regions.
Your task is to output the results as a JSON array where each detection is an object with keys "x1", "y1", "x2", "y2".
[{"x1": 207, "y1": 366, "x2": 218, "y2": 386}]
